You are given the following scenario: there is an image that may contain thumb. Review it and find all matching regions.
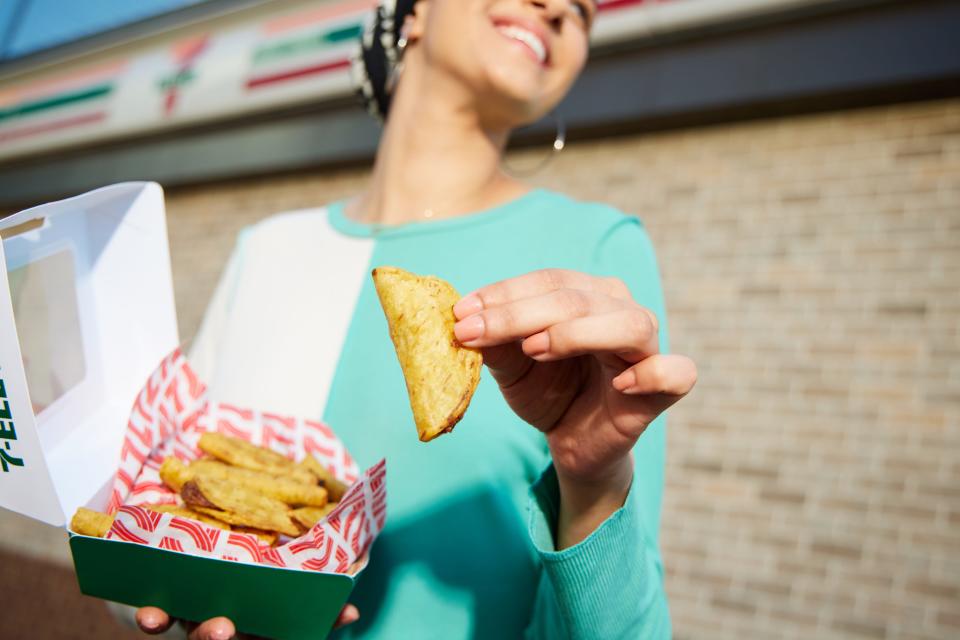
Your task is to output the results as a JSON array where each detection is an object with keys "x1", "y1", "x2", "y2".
[
  {"x1": 136, "y1": 607, "x2": 174, "y2": 635},
  {"x1": 480, "y1": 342, "x2": 532, "y2": 389},
  {"x1": 187, "y1": 617, "x2": 236, "y2": 640},
  {"x1": 334, "y1": 604, "x2": 360, "y2": 629}
]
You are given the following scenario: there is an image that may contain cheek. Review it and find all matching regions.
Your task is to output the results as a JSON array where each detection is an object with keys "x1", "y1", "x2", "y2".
[
  {"x1": 558, "y1": 35, "x2": 589, "y2": 88},
  {"x1": 421, "y1": 9, "x2": 494, "y2": 83},
  {"x1": 540, "y1": 35, "x2": 589, "y2": 104}
]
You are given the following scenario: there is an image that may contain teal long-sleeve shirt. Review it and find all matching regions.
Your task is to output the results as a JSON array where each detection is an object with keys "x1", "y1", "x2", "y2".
[{"x1": 188, "y1": 188, "x2": 671, "y2": 639}]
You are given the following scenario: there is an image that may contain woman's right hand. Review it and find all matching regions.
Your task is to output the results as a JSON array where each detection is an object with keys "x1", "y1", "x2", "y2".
[{"x1": 135, "y1": 604, "x2": 359, "y2": 639}]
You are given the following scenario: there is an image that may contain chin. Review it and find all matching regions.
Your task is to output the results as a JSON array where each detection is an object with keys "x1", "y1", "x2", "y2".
[{"x1": 476, "y1": 57, "x2": 566, "y2": 127}]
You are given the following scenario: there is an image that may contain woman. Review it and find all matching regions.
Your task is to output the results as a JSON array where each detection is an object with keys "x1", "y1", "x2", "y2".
[{"x1": 134, "y1": 0, "x2": 696, "y2": 637}]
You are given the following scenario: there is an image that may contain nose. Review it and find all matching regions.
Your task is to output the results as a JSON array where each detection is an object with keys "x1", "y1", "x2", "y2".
[{"x1": 528, "y1": 0, "x2": 566, "y2": 29}]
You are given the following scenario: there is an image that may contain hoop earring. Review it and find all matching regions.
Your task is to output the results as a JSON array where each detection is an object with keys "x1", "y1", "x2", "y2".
[
  {"x1": 502, "y1": 111, "x2": 567, "y2": 178},
  {"x1": 385, "y1": 34, "x2": 408, "y2": 94}
]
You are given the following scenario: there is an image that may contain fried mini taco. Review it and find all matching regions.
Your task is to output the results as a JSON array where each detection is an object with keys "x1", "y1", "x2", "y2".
[{"x1": 372, "y1": 266, "x2": 482, "y2": 442}]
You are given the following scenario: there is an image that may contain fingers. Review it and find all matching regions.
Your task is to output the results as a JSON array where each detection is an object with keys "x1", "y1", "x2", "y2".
[
  {"x1": 612, "y1": 354, "x2": 698, "y2": 397},
  {"x1": 454, "y1": 287, "x2": 629, "y2": 348},
  {"x1": 520, "y1": 309, "x2": 659, "y2": 363},
  {"x1": 187, "y1": 617, "x2": 236, "y2": 640},
  {"x1": 136, "y1": 604, "x2": 357, "y2": 638},
  {"x1": 136, "y1": 607, "x2": 174, "y2": 635},
  {"x1": 334, "y1": 604, "x2": 360, "y2": 629},
  {"x1": 454, "y1": 269, "x2": 634, "y2": 321}
]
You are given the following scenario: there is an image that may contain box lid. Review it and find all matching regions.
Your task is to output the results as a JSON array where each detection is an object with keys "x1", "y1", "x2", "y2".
[{"x1": 0, "y1": 182, "x2": 179, "y2": 526}]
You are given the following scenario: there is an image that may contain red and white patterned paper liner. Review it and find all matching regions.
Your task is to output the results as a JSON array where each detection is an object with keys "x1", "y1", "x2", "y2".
[{"x1": 100, "y1": 348, "x2": 386, "y2": 572}]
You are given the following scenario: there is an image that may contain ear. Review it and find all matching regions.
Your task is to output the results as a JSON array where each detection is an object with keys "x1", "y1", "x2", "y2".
[{"x1": 404, "y1": 0, "x2": 430, "y2": 42}]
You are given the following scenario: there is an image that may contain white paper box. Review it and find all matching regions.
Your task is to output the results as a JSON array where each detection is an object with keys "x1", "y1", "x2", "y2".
[
  {"x1": 0, "y1": 184, "x2": 379, "y2": 640},
  {"x1": 0, "y1": 182, "x2": 178, "y2": 526}
]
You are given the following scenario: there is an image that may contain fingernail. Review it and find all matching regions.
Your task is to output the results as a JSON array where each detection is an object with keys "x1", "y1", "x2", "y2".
[
  {"x1": 210, "y1": 629, "x2": 233, "y2": 640},
  {"x1": 453, "y1": 293, "x2": 483, "y2": 319},
  {"x1": 454, "y1": 315, "x2": 485, "y2": 344},
  {"x1": 524, "y1": 333, "x2": 550, "y2": 358},
  {"x1": 140, "y1": 613, "x2": 160, "y2": 630},
  {"x1": 612, "y1": 370, "x2": 636, "y2": 392}
]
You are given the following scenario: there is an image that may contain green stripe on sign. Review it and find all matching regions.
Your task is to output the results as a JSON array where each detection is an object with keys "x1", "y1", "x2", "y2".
[
  {"x1": 0, "y1": 84, "x2": 112, "y2": 124},
  {"x1": 253, "y1": 23, "x2": 363, "y2": 65}
]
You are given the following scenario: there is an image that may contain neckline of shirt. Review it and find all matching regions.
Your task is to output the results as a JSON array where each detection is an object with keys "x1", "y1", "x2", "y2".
[{"x1": 326, "y1": 188, "x2": 551, "y2": 239}]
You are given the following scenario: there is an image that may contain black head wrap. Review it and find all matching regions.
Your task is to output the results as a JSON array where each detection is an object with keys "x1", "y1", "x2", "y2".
[{"x1": 351, "y1": 0, "x2": 419, "y2": 122}]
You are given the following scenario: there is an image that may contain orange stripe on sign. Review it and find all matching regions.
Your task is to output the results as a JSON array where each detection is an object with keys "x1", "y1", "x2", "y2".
[
  {"x1": 0, "y1": 61, "x2": 125, "y2": 109},
  {"x1": 246, "y1": 58, "x2": 352, "y2": 89},
  {"x1": 171, "y1": 34, "x2": 210, "y2": 63},
  {"x1": 263, "y1": 0, "x2": 378, "y2": 35}
]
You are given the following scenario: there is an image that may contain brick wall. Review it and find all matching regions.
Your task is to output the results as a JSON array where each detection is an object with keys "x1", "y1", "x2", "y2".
[{"x1": 162, "y1": 98, "x2": 960, "y2": 639}]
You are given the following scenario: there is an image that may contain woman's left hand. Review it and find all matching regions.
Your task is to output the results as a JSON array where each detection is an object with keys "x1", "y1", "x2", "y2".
[{"x1": 453, "y1": 269, "x2": 696, "y2": 548}]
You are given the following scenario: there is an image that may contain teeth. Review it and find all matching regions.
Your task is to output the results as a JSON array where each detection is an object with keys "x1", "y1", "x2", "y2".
[{"x1": 496, "y1": 25, "x2": 547, "y2": 64}]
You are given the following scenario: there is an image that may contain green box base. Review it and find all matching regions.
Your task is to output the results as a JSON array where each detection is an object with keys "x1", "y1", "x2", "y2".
[{"x1": 70, "y1": 534, "x2": 356, "y2": 640}]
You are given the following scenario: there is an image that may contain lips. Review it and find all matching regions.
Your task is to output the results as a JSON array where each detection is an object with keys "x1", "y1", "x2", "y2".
[{"x1": 491, "y1": 17, "x2": 550, "y2": 66}]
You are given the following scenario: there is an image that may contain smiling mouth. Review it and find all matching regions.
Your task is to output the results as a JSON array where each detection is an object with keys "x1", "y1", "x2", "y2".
[{"x1": 494, "y1": 23, "x2": 548, "y2": 66}]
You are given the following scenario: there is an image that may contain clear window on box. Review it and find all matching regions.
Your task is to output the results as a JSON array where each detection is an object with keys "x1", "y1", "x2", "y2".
[{"x1": 7, "y1": 248, "x2": 86, "y2": 415}]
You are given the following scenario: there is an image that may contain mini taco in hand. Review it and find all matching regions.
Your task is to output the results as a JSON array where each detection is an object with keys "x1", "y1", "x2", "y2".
[{"x1": 372, "y1": 266, "x2": 482, "y2": 442}]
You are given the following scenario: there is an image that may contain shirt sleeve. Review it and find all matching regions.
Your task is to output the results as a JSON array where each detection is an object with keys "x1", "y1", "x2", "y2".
[{"x1": 524, "y1": 215, "x2": 671, "y2": 640}]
